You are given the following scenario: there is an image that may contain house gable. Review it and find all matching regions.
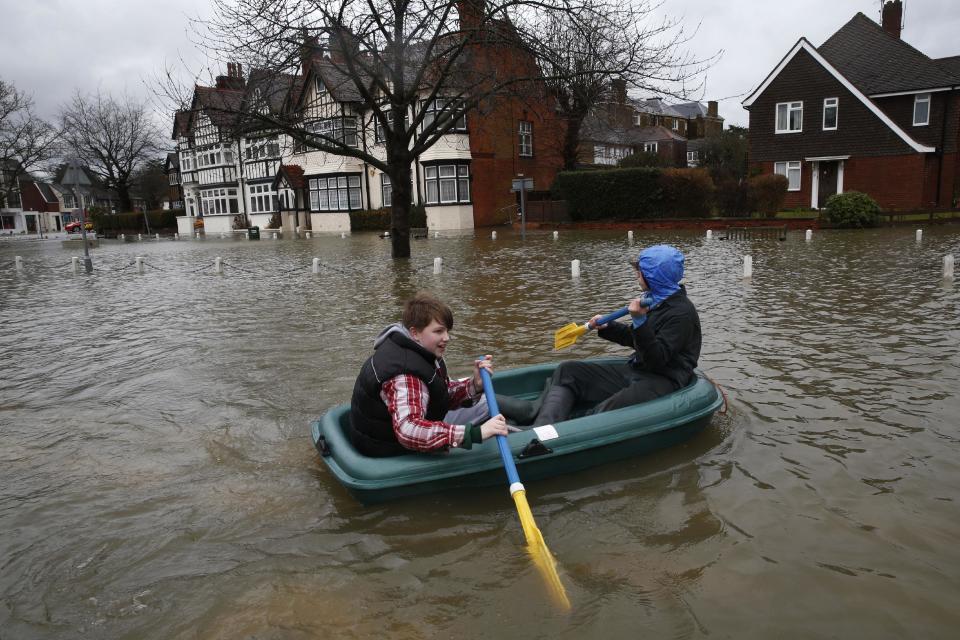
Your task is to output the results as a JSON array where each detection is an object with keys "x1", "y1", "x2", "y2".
[{"x1": 744, "y1": 39, "x2": 935, "y2": 157}]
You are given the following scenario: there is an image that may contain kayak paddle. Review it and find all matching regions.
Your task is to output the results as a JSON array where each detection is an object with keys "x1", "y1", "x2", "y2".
[
  {"x1": 553, "y1": 307, "x2": 629, "y2": 350},
  {"x1": 479, "y1": 368, "x2": 571, "y2": 611}
]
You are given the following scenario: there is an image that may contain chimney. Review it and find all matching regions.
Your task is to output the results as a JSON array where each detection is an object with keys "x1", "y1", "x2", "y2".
[
  {"x1": 707, "y1": 100, "x2": 718, "y2": 117},
  {"x1": 328, "y1": 26, "x2": 359, "y2": 65},
  {"x1": 215, "y1": 62, "x2": 245, "y2": 90},
  {"x1": 610, "y1": 78, "x2": 627, "y2": 105},
  {"x1": 882, "y1": 0, "x2": 903, "y2": 39},
  {"x1": 457, "y1": 0, "x2": 487, "y2": 31},
  {"x1": 301, "y1": 29, "x2": 320, "y2": 76}
]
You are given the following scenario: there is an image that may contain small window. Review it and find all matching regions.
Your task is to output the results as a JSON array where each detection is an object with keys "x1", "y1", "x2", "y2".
[
  {"x1": 823, "y1": 98, "x2": 838, "y2": 130},
  {"x1": 686, "y1": 151, "x2": 698, "y2": 166},
  {"x1": 643, "y1": 142, "x2": 658, "y2": 154},
  {"x1": 518, "y1": 121, "x2": 533, "y2": 157},
  {"x1": 913, "y1": 93, "x2": 930, "y2": 126},
  {"x1": 381, "y1": 174, "x2": 392, "y2": 207},
  {"x1": 776, "y1": 101, "x2": 803, "y2": 133},
  {"x1": 774, "y1": 161, "x2": 802, "y2": 191},
  {"x1": 671, "y1": 119, "x2": 678, "y2": 131}
]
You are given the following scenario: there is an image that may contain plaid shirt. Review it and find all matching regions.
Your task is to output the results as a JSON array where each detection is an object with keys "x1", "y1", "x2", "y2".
[{"x1": 380, "y1": 367, "x2": 479, "y2": 452}]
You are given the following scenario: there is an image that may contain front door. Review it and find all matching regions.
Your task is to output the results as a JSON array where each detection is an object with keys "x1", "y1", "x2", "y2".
[{"x1": 818, "y1": 161, "x2": 839, "y2": 208}]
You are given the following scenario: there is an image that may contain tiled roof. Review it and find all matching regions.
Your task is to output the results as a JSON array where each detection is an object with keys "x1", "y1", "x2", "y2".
[
  {"x1": 311, "y1": 58, "x2": 365, "y2": 103},
  {"x1": 275, "y1": 164, "x2": 305, "y2": 190},
  {"x1": 818, "y1": 13, "x2": 960, "y2": 94},
  {"x1": 671, "y1": 101, "x2": 709, "y2": 119},
  {"x1": 194, "y1": 85, "x2": 245, "y2": 129},
  {"x1": 935, "y1": 55, "x2": 960, "y2": 77},
  {"x1": 172, "y1": 110, "x2": 190, "y2": 139},
  {"x1": 630, "y1": 97, "x2": 686, "y2": 118}
]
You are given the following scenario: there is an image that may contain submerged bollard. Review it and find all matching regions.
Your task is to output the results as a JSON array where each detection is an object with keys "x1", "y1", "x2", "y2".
[
  {"x1": 214, "y1": 257, "x2": 223, "y2": 274},
  {"x1": 156, "y1": 233, "x2": 160, "y2": 241},
  {"x1": 245, "y1": 231, "x2": 250, "y2": 240},
  {"x1": 433, "y1": 257, "x2": 443, "y2": 274},
  {"x1": 553, "y1": 231, "x2": 559, "y2": 240},
  {"x1": 743, "y1": 255, "x2": 753, "y2": 279},
  {"x1": 341, "y1": 232, "x2": 346, "y2": 239},
  {"x1": 628, "y1": 230, "x2": 634, "y2": 243},
  {"x1": 312, "y1": 258, "x2": 320, "y2": 274},
  {"x1": 306, "y1": 232, "x2": 312, "y2": 239},
  {"x1": 138, "y1": 234, "x2": 143, "y2": 242},
  {"x1": 120, "y1": 233, "x2": 126, "y2": 241},
  {"x1": 72, "y1": 257, "x2": 80, "y2": 274},
  {"x1": 435, "y1": 231, "x2": 440, "y2": 238},
  {"x1": 806, "y1": 229, "x2": 813, "y2": 242},
  {"x1": 220, "y1": 233, "x2": 226, "y2": 239},
  {"x1": 272, "y1": 232, "x2": 278, "y2": 239},
  {"x1": 196, "y1": 232, "x2": 201, "y2": 239},
  {"x1": 174, "y1": 233, "x2": 180, "y2": 240},
  {"x1": 135, "y1": 257, "x2": 145, "y2": 274},
  {"x1": 945, "y1": 254, "x2": 955, "y2": 280},
  {"x1": 706, "y1": 229, "x2": 712, "y2": 240},
  {"x1": 571, "y1": 259, "x2": 581, "y2": 278},
  {"x1": 916, "y1": 229, "x2": 923, "y2": 243},
  {"x1": 492, "y1": 230, "x2": 497, "y2": 240},
  {"x1": 15, "y1": 256, "x2": 23, "y2": 272}
]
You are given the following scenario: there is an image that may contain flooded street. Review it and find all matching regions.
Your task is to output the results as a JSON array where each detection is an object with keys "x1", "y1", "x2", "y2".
[{"x1": 1, "y1": 226, "x2": 959, "y2": 638}]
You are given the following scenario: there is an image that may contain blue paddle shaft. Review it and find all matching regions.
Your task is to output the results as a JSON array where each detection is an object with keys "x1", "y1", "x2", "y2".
[
  {"x1": 479, "y1": 368, "x2": 521, "y2": 486},
  {"x1": 591, "y1": 298, "x2": 653, "y2": 328}
]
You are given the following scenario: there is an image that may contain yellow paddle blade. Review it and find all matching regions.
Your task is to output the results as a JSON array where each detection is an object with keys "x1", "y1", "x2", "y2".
[
  {"x1": 511, "y1": 489, "x2": 571, "y2": 611},
  {"x1": 553, "y1": 322, "x2": 588, "y2": 350}
]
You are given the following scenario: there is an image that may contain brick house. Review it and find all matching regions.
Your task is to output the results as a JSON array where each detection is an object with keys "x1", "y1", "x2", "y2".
[
  {"x1": 743, "y1": 0, "x2": 960, "y2": 210},
  {"x1": 173, "y1": 3, "x2": 565, "y2": 234}
]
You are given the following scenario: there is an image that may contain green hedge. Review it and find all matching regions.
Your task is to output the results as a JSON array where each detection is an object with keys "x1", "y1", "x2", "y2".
[
  {"x1": 553, "y1": 167, "x2": 663, "y2": 220},
  {"x1": 824, "y1": 191, "x2": 880, "y2": 228},
  {"x1": 349, "y1": 204, "x2": 427, "y2": 231},
  {"x1": 93, "y1": 209, "x2": 179, "y2": 233},
  {"x1": 660, "y1": 169, "x2": 714, "y2": 218},
  {"x1": 746, "y1": 175, "x2": 789, "y2": 217}
]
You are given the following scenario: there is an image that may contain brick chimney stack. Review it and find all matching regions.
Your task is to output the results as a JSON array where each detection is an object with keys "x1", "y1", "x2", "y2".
[
  {"x1": 882, "y1": 0, "x2": 903, "y2": 39},
  {"x1": 215, "y1": 63, "x2": 245, "y2": 90},
  {"x1": 707, "y1": 100, "x2": 718, "y2": 117},
  {"x1": 610, "y1": 78, "x2": 627, "y2": 105}
]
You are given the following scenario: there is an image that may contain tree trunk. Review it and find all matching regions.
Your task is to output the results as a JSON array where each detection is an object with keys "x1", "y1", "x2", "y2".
[
  {"x1": 562, "y1": 115, "x2": 584, "y2": 171},
  {"x1": 117, "y1": 184, "x2": 133, "y2": 213},
  {"x1": 388, "y1": 154, "x2": 413, "y2": 259}
]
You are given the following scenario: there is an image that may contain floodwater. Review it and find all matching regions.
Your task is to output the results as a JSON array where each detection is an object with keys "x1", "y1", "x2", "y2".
[{"x1": 1, "y1": 226, "x2": 958, "y2": 639}]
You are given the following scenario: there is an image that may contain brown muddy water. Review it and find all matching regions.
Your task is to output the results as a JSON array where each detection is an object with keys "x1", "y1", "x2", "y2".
[{"x1": 1, "y1": 226, "x2": 958, "y2": 639}]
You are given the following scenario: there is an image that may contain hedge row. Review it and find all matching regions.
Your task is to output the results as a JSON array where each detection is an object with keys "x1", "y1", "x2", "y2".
[
  {"x1": 553, "y1": 168, "x2": 788, "y2": 220},
  {"x1": 349, "y1": 204, "x2": 427, "y2": 231},
  {"x1": 92, "y1": 210, "x2": 181, "y2": 233}
]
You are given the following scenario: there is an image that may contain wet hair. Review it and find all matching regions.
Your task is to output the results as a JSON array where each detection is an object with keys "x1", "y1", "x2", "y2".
[{"x1": 402, "y1": 292, "x2": 454, "y2": 331}]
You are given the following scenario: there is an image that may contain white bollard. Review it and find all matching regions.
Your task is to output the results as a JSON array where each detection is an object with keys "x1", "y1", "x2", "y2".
[
  {"x1": 120, "y1": 233, "x2": 125, "y2": 241},
  {"x1": 706, "y1": 229, "x2": 712, "y2": 240},
  {"x1": 245, "y1": 231, "x2": 250, "y2": 240},
  {"x1": 174, "y1": 233, "x2": 180, "y2": 240},
  {"x1": 435, "y1": 231, "x2": 439, "y2": 238},
  {"x1": 72, "y1": 257, "x2": 80, "y2": 274},
  {"x1": 296, "y1": 226, "x2": 302, "y2": 235},
  {"x1": 492, "y1": 230, "x2": 497, "y2": 240},
  {"x1": 306, "y1": 232, "x2": 312, "y2": 239},
  {"x1": 196, "y1": 232, "x2": 201, "y2": 239},
  {"x1": 272, "y1": 232, "x2": 277, "y2": 239},
  {"x1": 220, "y1": 233, "x2": 226, "y2": 239},
  {"x1": 341, "y1": 232, "x2": 346, "y2": 239},
  {"x1": 945, "y1": 254, "x2": 955, "y2": 280},
  {"x1": 138, "y1": 234, "x2": 142, "y2": 242},
  {"x1": 312, "y1": 258, "x2": 320, "y2": 274},
  {"x1": 214, "y1": 257, "x2": 223, "y2": 274},
  {"x1": 553, "y1": 231, "x2": 559, "y2": 240},
  {"x1": 571, "y1": 259, "x2": 581, "y2": 278},
  {"x1": 135, "y1": 257, "x2": 145, "y2": 274},
  {"x1": 916, "y1": 229, "x2": 923, "y2": 243},
  {"x1": 155, "y1": 233, "x2": 160, "y2": 241},
  {"x1": 743, "y1": 255, "x2": 753, "y2": 279},
  {"x1": 805, "y1": 229, "x2": 813, "y2": 242},
  {"x1": 628, "y1": 230, "x2": 634, "y2": 243},
  {"x1": 14, "y1": 256, "x2": 23, "y2": 271},
  {"x1": 433, "y1": 257, "x2": 443, "y2": 274}
]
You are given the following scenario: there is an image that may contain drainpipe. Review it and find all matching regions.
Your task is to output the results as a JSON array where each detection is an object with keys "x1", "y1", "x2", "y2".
[
  {"x1": 238, "y1": 138, "x2": 249, "y2": 227},
  {"x1": 934, "y1": 89, "x2": 954, "y2": 207}
]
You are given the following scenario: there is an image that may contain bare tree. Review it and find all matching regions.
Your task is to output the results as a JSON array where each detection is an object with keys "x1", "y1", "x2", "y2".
[
  {"x1": 533, "y1": 0, "x2": 713, "y2": 169},
  {"x1": 0, "y1": 78, "x2": 60, "y2": 207},
  {"x1": 60, "y1": 90, "x2": 162, "y2": 212},
  {"x1": 172, "y1": 0, "x2": 594, "y2": 257}
]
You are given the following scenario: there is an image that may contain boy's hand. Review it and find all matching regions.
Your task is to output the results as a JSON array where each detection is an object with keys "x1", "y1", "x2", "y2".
[
  {"x1": 472, "y1": 355, "x2": 493, "y2": 393},
  {"x1": 479, "y1": 414, "x2": 509, "y2": 440},
  {"x1": 628, "y1": 297, "x2": 650, "y2": 318}
]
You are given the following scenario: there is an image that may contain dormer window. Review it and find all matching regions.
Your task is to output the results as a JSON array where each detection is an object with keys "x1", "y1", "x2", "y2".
[
  {"x1": 913, "y1": 93, "x2": 930, "y2": 126},
  {"x1": 315, "y1": 77, "x2": 327, "y2": 96}
]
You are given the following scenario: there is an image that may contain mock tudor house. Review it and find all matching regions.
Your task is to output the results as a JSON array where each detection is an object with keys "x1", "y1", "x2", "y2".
[
  {"x1": 173, "y1": 3, "x2": 564, "y2": 235},
  {"x1": 743, "y1": 1, "x2": 960, "y2": 211}
]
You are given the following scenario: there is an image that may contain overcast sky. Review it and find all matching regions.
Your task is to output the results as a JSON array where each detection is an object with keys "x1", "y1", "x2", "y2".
[{"x1": 2, "y1": 0, "x2": 958, "y2": 140}]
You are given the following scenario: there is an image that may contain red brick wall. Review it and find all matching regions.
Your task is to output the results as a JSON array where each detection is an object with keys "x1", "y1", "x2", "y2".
[
  {"x1": 751, "y1": 160, "x2": 812, "y2": 209},
  {"x1": 843, "y1": 155, "x2": 925, "y2": 210}
]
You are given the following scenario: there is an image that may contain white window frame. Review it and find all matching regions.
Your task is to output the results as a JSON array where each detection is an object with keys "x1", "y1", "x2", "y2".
[
  {"x1": 307, "y1": 174, "x2": 362, "y2": 212},
  {"x1": 913, "y1": 93, "x2": 930, "y2": 126},
  {"x1": 775, "y1": 101, "x2": 803, "y2": 133},
  {"x1": 381, "y1": 174, "x2": 392, "y2": 207},
  {"x1": 518, "y1": 121, "x2": 533, "y2": 157},
  {"x1": 248, "y1": 183, "x2": 278, "y2": 213},
  {"x1": 822, "y1": 97, "x2": 838, "y2": 130},
  {"x1": 423, "y1": 163, "x2": 470, "y2": 205},
  {"x1": 686, "y1": 150, "x2": 698, "y2": 166},
  {"x1": 774, "y1": 161, "x2": 802, "y2": 192},
  {"x1": 643, "y1": 142, "x2": 658, "y2": 154}
]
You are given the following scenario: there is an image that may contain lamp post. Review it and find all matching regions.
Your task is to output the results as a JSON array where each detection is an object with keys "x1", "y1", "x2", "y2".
[{"x1": 67, "y1": 163, "x2": 92, "y2": 273}]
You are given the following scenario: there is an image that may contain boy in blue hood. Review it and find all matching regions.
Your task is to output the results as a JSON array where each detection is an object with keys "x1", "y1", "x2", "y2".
[{"x1": 533, "y1": 244, "x2": 702, "y2": 426}]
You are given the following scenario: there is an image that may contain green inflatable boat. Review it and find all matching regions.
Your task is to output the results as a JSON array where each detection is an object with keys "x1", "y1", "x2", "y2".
[{"x1": 311, "y1": 358, "x2": 723, "y2": 503}]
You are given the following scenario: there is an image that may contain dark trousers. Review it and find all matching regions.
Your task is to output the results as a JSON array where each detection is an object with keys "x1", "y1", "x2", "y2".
[{"x1": 533, "y1": 360, "x2": 677, "y2": 426}]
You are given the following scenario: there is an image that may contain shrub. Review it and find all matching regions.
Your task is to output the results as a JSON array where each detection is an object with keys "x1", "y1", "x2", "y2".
[
  {"x1": 824, "y1": 191, "x2": 880, "y2": 228},
  {"x1": 746, "y1": 174, "x2": 789, "y2": 217},
  {"x1": 714, "y1": 176, "x2": 749, "y2": 217},
  {"x1": 553, "y1": 167, "x2": 663, "y2": 220},
  {"x1": 618, "y1": 151, "x2": 665, "y2": 168},
  {"x1": 350, "y1": 207, "x2": 390, "y2": 231},
  {"x1": 265, "y1": 212, "x2": 282, "y2": 229},
  {"x1": 659, "y1": 168, "x2": 714, "y2": 218}
]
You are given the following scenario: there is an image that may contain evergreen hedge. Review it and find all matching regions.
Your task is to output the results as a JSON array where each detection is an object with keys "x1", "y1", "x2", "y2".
[
  {"x1": 553, "y1": 167, "x2": 663, "y2": 220},
  {"x1": 824, "y1": 191, "x2": 881, "y2": 228},
  {"x1": 349, "y1": 204, "x2": 427, "y2": 231}
]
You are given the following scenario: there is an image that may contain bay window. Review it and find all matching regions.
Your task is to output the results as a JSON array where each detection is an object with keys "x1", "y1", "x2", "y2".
[
  {"x1": 308, "y1": 174, "x2": 362, "y2": 212},
  {"x1": 424, "y1": 163, "x2": 470, "y2": 204}
]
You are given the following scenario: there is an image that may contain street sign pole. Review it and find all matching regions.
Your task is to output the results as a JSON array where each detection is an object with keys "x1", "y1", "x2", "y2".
[{"x1": 511, "y1": 175, "x2": 534, "y2": 241}]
